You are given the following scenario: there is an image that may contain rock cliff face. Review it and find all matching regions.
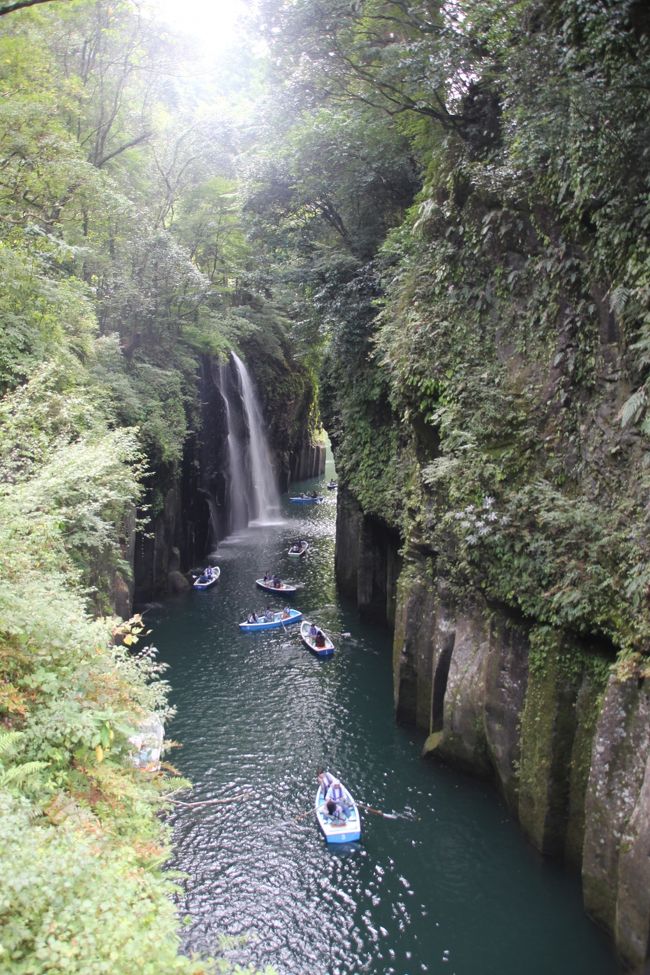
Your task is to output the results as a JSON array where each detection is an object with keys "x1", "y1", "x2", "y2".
[
  {"x1": 133, "y1": 351, "x2": 324, "y2": 601},
  {"x1": 336, "y1": 489, "x2": 650, "y2": 973},
  {"x1": 335, "y1": 488, "x2": 401, "y2": 626}
]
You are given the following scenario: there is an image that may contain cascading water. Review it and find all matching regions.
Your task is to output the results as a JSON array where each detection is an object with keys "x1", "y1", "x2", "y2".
[
  {"x1": 231, "y1": 352, "x2": 281, "y2": 525},
  {"x1": 219, "y1": 360, "x2": 250, "y2": 533}
]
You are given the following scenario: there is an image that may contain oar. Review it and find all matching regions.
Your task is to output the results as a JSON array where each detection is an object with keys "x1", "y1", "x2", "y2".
[
  {"x1": 357, "y1": 801, "x2": 415, "y2": 821},
  {"x1": 294, "y1": 807, "x2": 315, "y2": 823},
  {"x1": 165, "y1": 791, "x2": 254, "y2": 809}
]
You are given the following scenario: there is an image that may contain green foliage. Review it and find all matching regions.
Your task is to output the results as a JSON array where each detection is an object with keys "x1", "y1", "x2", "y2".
[
  {"x1": 0, "y1": 796, "x2": 210, "y2": 975},
  {"x1": 0, "y1": 363, "x2": 144, "y2": 600},
  {"x1": 0, "y1": 5, "x2": 298, "y2": 973},
  {"x1": 0, "y1": 241, "x2": 97, "y2": 394},
  {"x1": 254, "y1": 0, "x2": 650, "y2": 667}
]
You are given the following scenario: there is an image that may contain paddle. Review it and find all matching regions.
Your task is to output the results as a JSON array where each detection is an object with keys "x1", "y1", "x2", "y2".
[
  {"x1": 357, "y1": 801, "x2": 415, "y2": 821},
  {"x1": 294, "y1": 807, "x2": 315, "y2": 823},
  {"x1": 165, "y1": 791, "x2": 254, "y2": 809}
]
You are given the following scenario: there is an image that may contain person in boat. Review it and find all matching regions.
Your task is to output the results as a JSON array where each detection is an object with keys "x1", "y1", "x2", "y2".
[
  {"x1": 326, "y1": 799, "x2": 346, "y2": 824},
  {"x1": 247, "y1": 612, "x2": 258, "y2": 624},
  {"x1": 310, "y1": 491, "x2": 318, "y2": 498},
  {"x1": 290, "y1": 541, "x2": 301, "y2": 553},
  {"x1": 314, "y1": 630, "x2": 326, "y2": 648},
  {"x1": 264, "y1": 606, "x2": 274, "y2": 622},
  {"x1": 317, "y1": 768, "x2": 336, "y2": 797},
  {"x1": 281, "y1": 606, "x2": 290, "y2": 619},
  {"x1": 309, "y1": 622, "x2": 318, "y2": 639},
  {"x1": 325, "y1": 778, "x2": 352, "y2": 816},
  {"x1": 263, "y1": 571, "x2": 270, "y2": 582},
  {"x1": 273, "y1": 574, "x2": 281, "y2": 587}
]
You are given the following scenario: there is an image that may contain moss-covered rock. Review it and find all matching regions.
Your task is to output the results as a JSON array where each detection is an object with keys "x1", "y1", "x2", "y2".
[{"x1": 583, "y1": 678, "x2": 650, "y2": 970}]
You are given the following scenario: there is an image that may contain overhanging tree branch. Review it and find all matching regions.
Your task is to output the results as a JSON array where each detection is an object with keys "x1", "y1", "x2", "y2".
[
  {"x1": 0, "y1": 0, "x2": 69, "y2": 15},
  {"x1": 95, "y1": 130, "x2": 152, "y2": 168}
]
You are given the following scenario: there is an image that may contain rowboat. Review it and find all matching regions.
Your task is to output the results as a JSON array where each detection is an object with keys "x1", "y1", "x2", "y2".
[
  {"x1": 289, "y1": 495, "x2": 324, "y2": 504},
  {"x1": 193, "y1": 566, "x2": 221, "y2": 590},
  {"x1": 314, "y1": 782, "x2": 361, "y2": 844},
  {"x1": 255, "y1": 578, "x2": 298, "y2": 596},
  {"x1": 300, "y1": 621, "x2": 334, "y2": 658},
  {"x1": 326, "y1": 480, "x2": 337, "y2": 490},
  {"x1": 287, "y1": 540, "x2": 309, "y2": 557},
  {"x1": 239, "y1": 608, "x2": 303, "y2": 632}
]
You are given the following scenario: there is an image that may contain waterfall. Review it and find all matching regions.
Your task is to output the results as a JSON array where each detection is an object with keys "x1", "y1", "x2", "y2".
[
  {"x1": 219, "y1": 360, "x2": 250, "y2": 533},
  {"x1": 231, "y1": 352, "x2": 281, "y2": 525}
]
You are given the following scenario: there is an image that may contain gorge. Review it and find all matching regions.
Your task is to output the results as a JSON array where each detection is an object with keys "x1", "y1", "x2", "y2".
[{"x1": 1, "y1": 1, "x2": 649, "y2": 974}]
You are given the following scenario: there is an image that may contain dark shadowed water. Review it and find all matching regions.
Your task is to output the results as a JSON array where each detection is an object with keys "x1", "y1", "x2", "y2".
[{"x1": 150, "y1": 470, "x2": 618, "y2": 975}]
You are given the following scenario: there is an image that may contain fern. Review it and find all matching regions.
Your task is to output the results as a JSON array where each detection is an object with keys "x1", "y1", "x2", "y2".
[
  {"x1": 619, "y1": 386, "x2": 647, "y2": 428},
  {"x1": 0, "y1": 761, "x2": 49, "y2": 788},
  {"x1": 609, "y1": 285, "x2": 630, "y2": 316},
  {"x1": 630, "y1": 332, "x2": 650, "y2": 370},
  {"x1": 422, "y1": 456, "x2": 461, "y2": 485},
  {"x1": 0, "y1": 730, "x2": 22, "y2": 758}
]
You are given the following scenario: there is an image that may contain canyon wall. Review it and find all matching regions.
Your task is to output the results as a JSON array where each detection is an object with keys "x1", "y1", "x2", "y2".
[{"x1": 337, "y1": 489, "x2": 650, "y2": 973}]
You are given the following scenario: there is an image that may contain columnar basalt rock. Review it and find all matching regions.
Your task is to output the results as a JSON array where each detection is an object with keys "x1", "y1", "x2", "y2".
[
  {"x1": 336, "y1": 489, "x2": 648, "y2": 971},
  {"x1": 393, "y1": 570, "x2": 440, "y2": 729},
  {"x1": 425, "y1": 609, "x2": 493, "y2": 776},
  {"x1": 517, "y1": 636, "x2": 583, "y2": 857},
  {"x1": 483, "y1": 617, "x2": 529, "y2": 813},
  {"x1": 290, "y1": 440, "x2": 326, "y2": 483},
  {"x1": 583, "y1": 678, "x2": 650, "y2": 972}
]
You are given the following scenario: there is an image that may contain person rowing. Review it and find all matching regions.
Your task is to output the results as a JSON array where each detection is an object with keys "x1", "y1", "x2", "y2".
[
  {"x1": 326, "y1": 799, "x2": 347, "y2": 823},
  {"x1": 325, "y1": 777, "x2": 352, "y2": 816}
]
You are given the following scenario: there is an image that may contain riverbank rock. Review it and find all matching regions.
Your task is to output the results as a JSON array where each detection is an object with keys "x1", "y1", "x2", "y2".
[
  {"x1": 168, "y1": 570, "x2": 190, "y2": 593},
  {"x1": 583, "y1": 677, "x2": 650, "y2": 971}
]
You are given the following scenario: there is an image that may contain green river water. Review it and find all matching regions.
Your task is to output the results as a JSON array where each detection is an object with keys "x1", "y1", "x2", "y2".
[{"x1": 150, "y1": 469, "x2": 618, "y2": 975}]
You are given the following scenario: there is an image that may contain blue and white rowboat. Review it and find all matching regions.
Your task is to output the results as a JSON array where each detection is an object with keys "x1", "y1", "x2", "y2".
[
  {"x1": 300, "y1": 621, "x2": 334, "y2": 658},
  {"x1": 239, "y1": 608, "x2": 303, "y2": 632},
  {"x1": 288, "y1": 540, "x2": 309, "y2": 557},
  {"x1": 315, "y1": 782, "x2": 361, "y2": 844},
  {"x1": 289, "y1": 496, "x2": 324, "y2": 504},
  {"x1": 255, "y1": 578, "x2": 298, "y2": 596},
  {"x1": 193, "y1": 566, "x2": 220, "y2": 590}
]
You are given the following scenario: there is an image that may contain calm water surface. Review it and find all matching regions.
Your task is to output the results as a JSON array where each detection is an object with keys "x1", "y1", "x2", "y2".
[{"x1": 151, "y1": 472, "x2": 617, "y2": 975}]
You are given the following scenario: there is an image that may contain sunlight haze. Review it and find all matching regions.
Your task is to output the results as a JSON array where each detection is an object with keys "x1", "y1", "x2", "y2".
[{"x1": 152, "y1": 0, "x2": 251, "y2": 51}]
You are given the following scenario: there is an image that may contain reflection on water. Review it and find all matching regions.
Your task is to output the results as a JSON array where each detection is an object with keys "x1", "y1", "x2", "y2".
[{"x1": 151, "y1": 477, "x2": 617, "y2": 975}]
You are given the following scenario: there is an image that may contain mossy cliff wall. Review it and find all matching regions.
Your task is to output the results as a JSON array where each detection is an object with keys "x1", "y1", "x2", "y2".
[{"x1": 336, "y1": 492, "x2": 650, "y2": 972}]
